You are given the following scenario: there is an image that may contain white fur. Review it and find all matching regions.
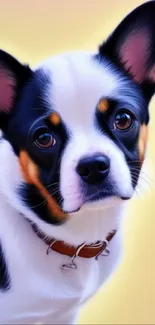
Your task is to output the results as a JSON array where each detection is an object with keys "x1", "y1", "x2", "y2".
[
  {"x1": 0, "y1": 140, "x2": 125, "y2": 324},
  {"x1": 0, "y1": 51, "x2": 143, "y2": 323}
]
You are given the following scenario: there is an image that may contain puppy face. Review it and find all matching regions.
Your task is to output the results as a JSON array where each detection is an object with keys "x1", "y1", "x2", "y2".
[{"x1": 0, "y1": 1, "x2": 154, "y2": 226}]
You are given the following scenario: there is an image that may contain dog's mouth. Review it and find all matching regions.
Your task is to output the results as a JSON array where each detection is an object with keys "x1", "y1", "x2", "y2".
[
  {"x1": 23, "y1": 182, "x2": 131, "y2": 221},
  {"x1": 63, "y1": 191, "x2": 131, "y2": 214},
  {"x1": 63, "y1": 207, "x2": 81, "y2": 214}
]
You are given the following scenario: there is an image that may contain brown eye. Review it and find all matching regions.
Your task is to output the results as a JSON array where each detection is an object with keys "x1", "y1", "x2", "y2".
[
  {"x1": 35, "y1": 132, "x2": 56, "y2": 148},
  {"x1": 114, "y1": 112, "x2": 133, "y2": 130}
]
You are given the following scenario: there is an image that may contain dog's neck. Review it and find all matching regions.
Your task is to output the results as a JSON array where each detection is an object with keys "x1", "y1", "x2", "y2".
[
  {"x1": 0, "y1": 186, "x2": 126, "y2": 248},
  {"x1": 31, "y1": 199, "x2": 126, "y2": 246}
]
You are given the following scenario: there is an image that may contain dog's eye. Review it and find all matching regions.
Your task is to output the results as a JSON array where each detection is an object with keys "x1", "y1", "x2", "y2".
[
  {"x1": 114, "y1": 111, "x2": 133, "y2": 130},
  {"x1": 34, "y1": 132, "x2": 56, "y2": 148}
]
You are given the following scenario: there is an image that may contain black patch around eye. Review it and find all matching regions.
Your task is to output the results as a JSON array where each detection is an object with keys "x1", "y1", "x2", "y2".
[
  {"x1": 27, "y1": 117, "x2": 69, "y2": 170},
  {"x1": 96, "y1": 99, "x2": 139, "y2": 149},
  {"x1": 95, "y1": 99, "x2": 145, "y2": 189},
  {"x1": 0, "y1": 241, "x2": 11, "y2": 292},
  {"x1": 18, "y1": 119, "x2": 68, "y2": 224},
  {"x1": 96, "y1": 100, "x2": 138, "y2": 152},
  {"x1": 3, "y1": 67, "x2": 70, "y2": 225}
]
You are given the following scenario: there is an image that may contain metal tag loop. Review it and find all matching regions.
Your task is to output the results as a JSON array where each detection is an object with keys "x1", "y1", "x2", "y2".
[
  {"x1": 95, "y1": 239, "x2": 110, "y2": 260},
  {"x1": 60, "y1": 242, "x2": 86, "y2": 271}
]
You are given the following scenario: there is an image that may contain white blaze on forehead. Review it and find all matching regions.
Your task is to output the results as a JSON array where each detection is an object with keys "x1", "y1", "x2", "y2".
[{"x1": 35, "y1": 51, "x2": 140, "y2": 132}]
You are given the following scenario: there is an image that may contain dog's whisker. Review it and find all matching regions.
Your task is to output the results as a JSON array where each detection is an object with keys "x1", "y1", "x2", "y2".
[
  {"x1": 130, "y1": 168, "x2": 155, "y2": 184},
  {"x1": 45, "y1": 183, "x2": 60, "y2": 190},
  {"x1": 27, "y1": 188, "x2": 61, "y2": 209},
  {"x1": 134, "y1": 182, "x2": 145, "y2": 194},
  {"x1": 131, "y1": 176, "x2": 152, "y2": 191},
  {"x1": 133, "y1": 187, "x2": 140, "y2": 199},
  {"x1": 131, "y1": 173, "x2": 146, "y2": 192},
  {"x1": 130, "y1": 171, "x2": 153, "y2": 189}
]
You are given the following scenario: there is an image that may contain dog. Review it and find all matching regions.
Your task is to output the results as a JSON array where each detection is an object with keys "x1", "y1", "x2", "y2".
[{"x1": 0, "y1": 1, "x2": 154, "y2": 323}]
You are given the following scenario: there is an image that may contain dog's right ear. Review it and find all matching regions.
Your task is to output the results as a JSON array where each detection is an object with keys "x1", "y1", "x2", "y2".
[
  {"x1": 99, "y1": 1, "x2": 155, "y2": 102},
  {"x1": 0, "y1": 50, "x2": 32, "y2": 131}
]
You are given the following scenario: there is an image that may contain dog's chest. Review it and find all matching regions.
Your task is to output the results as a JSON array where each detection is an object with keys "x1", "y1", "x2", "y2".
[
  {"x1": 0, "y1": 219, "x2": 122, "y2": 324},
  {"x1": 0, "y1": 224, "x2": 122, "y2": 324},
  {"x1": 0, "y1": 201, "x2": 122, "y2": 324}
]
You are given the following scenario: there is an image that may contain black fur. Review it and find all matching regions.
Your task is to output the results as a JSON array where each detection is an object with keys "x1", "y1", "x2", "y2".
[
  {"x1": 95, "y1": 96, "x2": 142, "y2": 189},
  {"x1": 0, "y1": 241, "x2": 10, "y2": 291},
  {"x1": 7, "y1": 70, "x2": 69, "y2": 224},
  {"x1": 0, "y1": 59, "x2": 69, "y2": 224}
]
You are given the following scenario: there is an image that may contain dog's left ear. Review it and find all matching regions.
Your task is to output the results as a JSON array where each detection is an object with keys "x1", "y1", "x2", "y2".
[
  {"x1": 99, "y1": 1, "x2": 155, "y2": 101},
  {"x1": 0, "y1": 50, "x2": 32, "y2": 131}
]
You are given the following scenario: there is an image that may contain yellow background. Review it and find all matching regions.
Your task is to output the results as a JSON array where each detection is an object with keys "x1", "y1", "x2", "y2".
[{"x1": 0, "y1": 0, "x2": 155, "y2": 323}]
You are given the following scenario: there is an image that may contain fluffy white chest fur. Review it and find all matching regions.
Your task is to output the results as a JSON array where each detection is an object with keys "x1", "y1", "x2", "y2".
[
  {"x1": 0, "y1": 139, "x2": 124, "y2": 323},
  {"x1": 0, "y1": 189, "x2": 123, "y2": 324}
]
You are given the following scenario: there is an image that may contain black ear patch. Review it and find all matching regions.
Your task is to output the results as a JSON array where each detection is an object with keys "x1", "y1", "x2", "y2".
[
  {"x1": 99, "y1": 1, "x2": 155, "y2": 100},
  {"x1": 0, "y1": 241, "x2": 10, "y2": 292},
  {"x1": 0, "y1": 50, "x2": 32, "y2": 131}
]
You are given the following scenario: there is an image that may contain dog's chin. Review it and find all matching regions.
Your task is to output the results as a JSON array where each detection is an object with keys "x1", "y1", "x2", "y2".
[{"x1": 64, "y1": 194, "x2": 131, "y2": 215}]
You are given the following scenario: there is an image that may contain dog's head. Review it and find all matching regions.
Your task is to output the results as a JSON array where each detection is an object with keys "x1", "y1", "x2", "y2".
[{"x1": 0, "y1": 2, "x2": 154, "y2": 229}]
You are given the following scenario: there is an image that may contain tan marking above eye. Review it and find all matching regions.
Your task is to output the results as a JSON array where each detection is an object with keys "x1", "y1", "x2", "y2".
[
  {"x1": 97, "y1": 98, "x2": 109, "y2": 113},
  {"x1": 49, "y1": 112, "x2": 61, "y2": 125},
  {"x1": 19, "y1": 150, "x2": 66, "y2": 221},
  {"x1": 138, "y1": 124, "x2": 148, "y2": 163}
]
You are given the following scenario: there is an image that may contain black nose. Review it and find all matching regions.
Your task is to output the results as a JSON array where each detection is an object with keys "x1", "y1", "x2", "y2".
[{"x1": 76, "y1": 155, "x2": 110, "y2": 184}]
